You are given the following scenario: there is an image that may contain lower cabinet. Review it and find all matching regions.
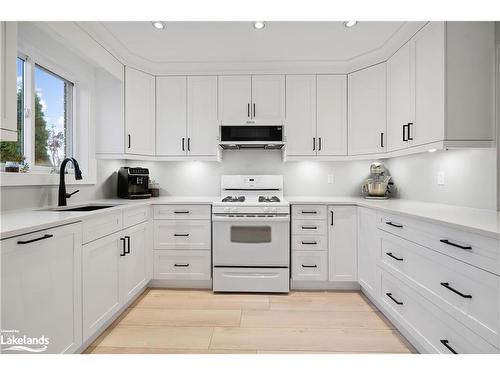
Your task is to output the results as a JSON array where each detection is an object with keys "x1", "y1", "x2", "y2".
[
  {"x1": 154, "y1": 250, "x2": 211, "y2": 280},
  {"x1": 292, "y1": 251, "x2": 328, "y2": 281},
  {"x1": 82, "y1": 221, "x2": 149, "y2": 342},
  {"x1": 328, "y1": 206, "x2": 357, "y2": 282},
  {"x1": 357, "y1": 207, "x2": 379, "y2": 298},
  {"x1": 1, "y1": 223, "x2": 82, "y2": 354}
]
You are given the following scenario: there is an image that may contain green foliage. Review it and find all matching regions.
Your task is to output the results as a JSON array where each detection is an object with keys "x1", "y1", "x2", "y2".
[
  {"x1": 0, "y1": 90, "x2": 23, "y2": 163},
  {"x1": 34, "y1": 92, "x2": 50, "y2": 165}
]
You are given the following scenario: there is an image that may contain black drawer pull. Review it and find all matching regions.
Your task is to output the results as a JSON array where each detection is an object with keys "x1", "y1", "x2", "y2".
[
  {"x1": 174, "y1": 263, "x2": 189, "y2": 267},
  {"x1": 386, "y1": 252, "x2": 404, "y2": 261},
  {"x1": 440, "y1": 239, "x2": 472, "y2": 250},
  {"x1": 386, "y1": 221, "x2": 403, "y2": 228},
  {"x1": 301, "y1": 241, "x2": 318, "y2": 245},
  {"x1": 440, "y1": 282, "x2": 472, "y2": 299},
  {"x1": 386, "y1": 293, "x2": 403, "y2": 305},
  {"x1": 174, "y1": 210, "x2": 190, "y2": 214},
  {"x1": 301, "y1": 264, "x2": 318, "y2": 268},
  {"x1": 440, "y1": 340, "x2": 458, "y2": 354},
  {"x1": 17, "y1": 234, "x2": 54, "y2": 244},
  {"x1": 301, "y1": 226, "x2": 318, "y2": 230},
  {"x1": 301, "y1": 210, "x2": 317, "y2": 214},
  {"x1": 174, "y1": 233, "x2": 190, "y2": 237}
]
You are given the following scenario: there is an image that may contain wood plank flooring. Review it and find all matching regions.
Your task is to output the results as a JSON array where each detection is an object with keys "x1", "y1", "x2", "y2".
[{"x1": 84, "y1": 289, "x2": 416, "y2": 354}]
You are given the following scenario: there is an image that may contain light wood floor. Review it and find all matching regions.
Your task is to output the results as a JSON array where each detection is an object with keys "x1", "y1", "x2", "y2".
[{"x1": 84, "y1": 289, "x2": 416, "y2": 354}]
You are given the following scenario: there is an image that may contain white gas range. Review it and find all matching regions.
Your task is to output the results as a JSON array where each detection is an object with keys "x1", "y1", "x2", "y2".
[{"x1": 212, "y1": 175, "x2": 290, "y2": 293}]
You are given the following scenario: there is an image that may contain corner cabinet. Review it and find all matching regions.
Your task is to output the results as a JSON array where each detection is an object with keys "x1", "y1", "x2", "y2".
[
  {"x1": 348, "y1": 63, "x2": 387, "y2": 156},
  {"x1": 125, "y1": 66, "x2": 155, "y2": 156},
  {"x1": 0, "y1": 21, "x2": 18, "y2": 141},
  {"x1": 357, "y1": 207, "x2": 379, "y2": 299}
]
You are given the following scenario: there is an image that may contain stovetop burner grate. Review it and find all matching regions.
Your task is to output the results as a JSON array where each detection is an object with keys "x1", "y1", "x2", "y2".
[
  {"x1": 222, "y1": 196, "x2": 245, "y2": 202},
  {"x1": 258, "y1": 196, "x2": 281, "y2": 203}
]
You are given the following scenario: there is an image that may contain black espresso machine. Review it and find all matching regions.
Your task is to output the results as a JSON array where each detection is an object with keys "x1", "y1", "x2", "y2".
[{"x1": 117, "y1": 167, "x2": 152, "y2": 199}]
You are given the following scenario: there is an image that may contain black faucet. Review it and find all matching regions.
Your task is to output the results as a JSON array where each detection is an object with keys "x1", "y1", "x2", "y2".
[{"x1": 58, "y1": 158, "x2": 83, "y2": 206}]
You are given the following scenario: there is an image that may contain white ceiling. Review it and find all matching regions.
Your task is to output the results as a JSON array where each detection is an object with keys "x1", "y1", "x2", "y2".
[{"x1": 78, "y1": 21, "x2": 424, "y2": 74}]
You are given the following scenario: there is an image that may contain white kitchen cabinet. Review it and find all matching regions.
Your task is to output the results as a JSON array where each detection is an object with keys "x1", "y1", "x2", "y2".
[
  {"x1": 316, "y1": 75, "x2": 347, "y2": 156},
  {"x1": 154, "y1": 220, "x2": 211, "y2": 250},
  {"x1": 154, "y1": 250, "x2": 212, "y2": 280},
  {"x1": 357, "y1": 207, "x2": 379, "y2": 298},
  {"x1": 156, "y1": 76, "x2": 187, "y2": 156},
  {"x1": 218, "y1": 75, "x2": 252, "y2": 124},
  {"x1": 348, "y1": 63, "x2": 387, "y2": 155},
  {"x1": 328, "y1": 206, "x2": 357, "y2": 282},
  {"x1": 187, "y1": 76, "x2": 218, "y2": 156},
  {"x1": 125, "y1": 66, "x2": 155, "y2": 155},
  {"x1": 292, "y1": 251, "x2": 328, "y2": 281},
  {"x1": 0, "y1": 21, "x2": 18, "y2": 141},
  {"x1": 218, "y1": 75, "x2": 284, "y2": 125},
  {"x1": 1, "y1": 223, "x2": 82, "y2": 353},
  {"x1": 387, "y1": 42, "x2": 412, "y2": 152},
  {"x1": 285, "y1": 75, "x2": 316, "y2": 156}
]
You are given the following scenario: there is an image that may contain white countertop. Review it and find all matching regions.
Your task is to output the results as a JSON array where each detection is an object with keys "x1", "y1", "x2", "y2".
[{"x1": 1, "y1": 195, "x2": 499, "y2": 240}]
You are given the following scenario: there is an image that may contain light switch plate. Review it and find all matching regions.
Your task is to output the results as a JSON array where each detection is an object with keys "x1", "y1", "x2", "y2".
[
  {"x1": 437, "y1": 171, "x2": 445, "y2": 185},
  {"x1": 327, "y1": 174, "x2": 334, "y2": 184}
]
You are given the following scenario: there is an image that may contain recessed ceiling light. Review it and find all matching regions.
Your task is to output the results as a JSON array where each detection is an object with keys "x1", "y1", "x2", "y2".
[
  {"x1": 254, "y1": 21, "x2": 266, "y2": 30},
  {"x1": 344, "y1": 21, "x2": 358, "y2": 28},
  {"x1": 152, "y1": 21, "x2": 166, "y2": 30}
]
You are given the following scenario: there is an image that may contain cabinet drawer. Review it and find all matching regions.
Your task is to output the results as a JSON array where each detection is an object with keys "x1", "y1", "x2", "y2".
[
  {"x1": 82, "y1": 211, "x2": 123, "y2": 244},
  {"x1": 213, "y1": 267, "x2": 289, "y2": 293},
  {"x1": 292, "y1": 219, "x2": 327, "y2": 236},
  {"x1": 377, "y1": 211, "x2": 500, "y2": 275},
  {"x1": 292, "y1": 251, "x2": 327, "y2": 281},
  {"x1": 380, "y1": 270, "x2": 497, "y2": 353},
  {"x1": 380, "y1": 231, "x2": 500, "y2": 347},
  {"x1": 123, "y1": 205, "x2": 150, "y2": 229},
  {"x1": 291, "y1": 205, "x2": 327, "y2": 220},
  {"x1": 291, "y1": 235, "x2": 327, "y2": 251},
  {"x1": 154, "y1": 220, "x2": 211, "y2": 250},
  {"x1": 153, "y1": 204, "x2": 211, "y2": 220},
  {"x1": 154, "y1": 250, "x2": 211, "y2": 280}
]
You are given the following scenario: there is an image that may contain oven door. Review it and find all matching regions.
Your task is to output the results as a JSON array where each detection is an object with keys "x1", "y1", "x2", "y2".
[{"x1": 212, "y1": 215, "x2": 290, "y2": 267}]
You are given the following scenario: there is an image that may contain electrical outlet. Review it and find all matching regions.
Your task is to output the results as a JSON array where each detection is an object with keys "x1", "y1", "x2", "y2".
[
  {"x1": 437, "y1": 171, "x2": 445, "y2": 185},
  {"x1": 327, "y1": 174, "x2": 334, "y2": 184}
]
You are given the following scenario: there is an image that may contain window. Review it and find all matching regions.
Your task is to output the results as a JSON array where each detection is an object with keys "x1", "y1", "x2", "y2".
[{"x1": 34, "y1": 65, "x2": 73, "y2": 168}]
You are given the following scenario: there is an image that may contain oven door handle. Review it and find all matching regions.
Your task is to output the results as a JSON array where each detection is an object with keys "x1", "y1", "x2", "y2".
[{"x1": 212, "y1": 215, "x2": 290, "y2": 222}]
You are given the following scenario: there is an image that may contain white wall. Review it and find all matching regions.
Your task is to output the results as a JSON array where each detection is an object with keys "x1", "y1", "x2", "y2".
[{"x1": 386, "y1": 148, "x2": 497, "y2": 210}]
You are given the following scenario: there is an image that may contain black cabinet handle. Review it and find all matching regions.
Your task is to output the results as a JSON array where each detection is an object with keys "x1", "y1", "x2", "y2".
[
  {"x1": 386, "y1": 221, "x2": 403, "y2": 228},
  {"x1": 386, "y1": 252, "x2": 404, "y2": 261},
  {"x1": 402, "y1": 124, "x2": 408, "y2": 142},
  {"x1": 174, "y1": 210, "x2": 190, "y2": 214},
  {"x1": 331, "y1": 210, "x2": 334, "y2": 226},
  {"x1": 380, "y1": 132, "x2": 384, "y2": 148},
  {"x1": 301, "y1": 264, "x2": 318, "y2": 268},
  {"x1": 440, "y1": 282, "x2": 472, "y2": 299},
  {"x1": 440, "y1": 239, "x2": 472, "y2": 250},
  {"x1": 313, "y1": 137, "x2": 316, "y2": 151},
  {"x1": 120, "y1": 238, "x2": 126, "y2": 256},
  {"x1": 174, "y1": 263, "x2": 190, "y2": 267},
  {"x1": 182, "y1": 137, "x2": 185, "y2": 151},
  {"x1": 174, "y1": 233, "x2": 190, "y2": 237},
  {"x1": 301, "y1": 241, "x2": 318, "y2": 245},
  {"x1": 127, "y1": 134, "x2": 131, "y2": 149},
  {"x1": 301, "y1": 226, "x2": 318, "y2": 230},
  {"x1": 17, "y1": 234, "x2": 53, "y2": 245},
  {"x1": 247, "y1": 103, "x2": 250, "y2": 118},
  {"x1": 301, "y1": 210, "x2": 317, "y2": 214},
  {"x1": 440, "y1": 340, "x2": 458, "y2": 354},
  {"x1": 386, "y1": 293, "x2": 404, "y2": 305},
  {"x1": 187, "y1": 137, "x2": 191, "y2": 151},
  {"x1": 318, "y1": 137, "x2": 322, "y2": 151},
  {"x1": 407, "y1": 123, "x2": 413, "y2": 141},
  {"x1": 253, "y1": 103, "x2": 256, "y2": 118},
  {"x1": 124, "y1": 236, "x2": 131, "y2": 254}
]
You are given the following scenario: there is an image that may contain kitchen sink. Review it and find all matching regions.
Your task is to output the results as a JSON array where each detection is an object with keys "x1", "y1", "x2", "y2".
[{"x1": 47, "y1": 205, "x2": 117, "y2": 212}]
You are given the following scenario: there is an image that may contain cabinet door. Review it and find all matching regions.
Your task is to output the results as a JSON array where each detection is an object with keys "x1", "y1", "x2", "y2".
[
  {"x1": 187, "y1": 76, "x2": 218, "y2": 156},
  {"x1": 285, "y1": 75, "x2": 316, "y2": 156},
  {"x1": 120, "y1": 222, "x2": 148, "y2": 304},
  {"x1": 348, "y1": 63, "x2": 387, "y2": 155},
  {"x1": 251, "y1": 75, "x2": 285, "y2": 125},
  {"x1": 156, "y1": 76, "x2": 187, "y2": 156},
  {"x1": 125, "y1": 67, "x2": 155, "y2": 155},
  {"x1": 357, "y1": 207, "x2": 379, "y2": 298},
  {"x1": 328, "y1": 206, "x2": 357, "y2": 282},
  {"x1": 316, "y1": 75, "x2": 347, "y2": 156},
  {"x1": 1, "y1": 223, "x2": 82, "y2": 353},
  {"x1": 218, "y1": 75, "x2": 251, "y2": 124},
  {"x1": 0, "y1": 22, "x2": 18, "y2": 141},
  {"x1": 387, "y1": 42, "x2": 412, "y2": 152},
  {"x1": 411, "y1": 22, "x2": 445, "y2": 145},
  {"x1": 82, "y1": 232, "x2": 122, "y2": 341}
]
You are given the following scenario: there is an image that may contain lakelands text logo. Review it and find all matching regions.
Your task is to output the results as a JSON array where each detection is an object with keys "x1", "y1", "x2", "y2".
[{"x1": 1, "y1": 329, "x2": 50, "y2": 353}]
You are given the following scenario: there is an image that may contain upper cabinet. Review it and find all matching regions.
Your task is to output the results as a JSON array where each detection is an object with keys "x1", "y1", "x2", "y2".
[
  {"x1": 218, "y1": 75, "x2": 284, "y2": 125},
  {"x1": 125, "y1": 66, "x2": 156, "y2": 156},
  {"x1": 0, "y1": 22, "x2": 18, "y2": 141},
  {"x1": 348, "y1": 63, "x2": 387, "y2": 156},
  {"x1": 157, "y1": 75, "x2": 218, "y2": 157}
]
